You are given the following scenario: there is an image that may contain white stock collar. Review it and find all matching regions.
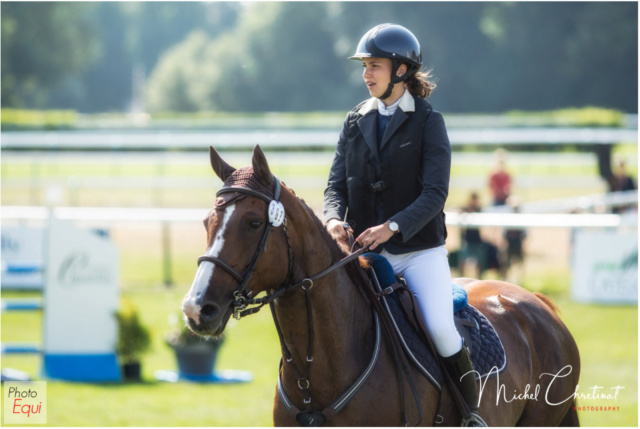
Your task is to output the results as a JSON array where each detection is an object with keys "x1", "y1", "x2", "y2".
[{"x1": 357, "y1": 90, "x2": 415, "y2": 116}]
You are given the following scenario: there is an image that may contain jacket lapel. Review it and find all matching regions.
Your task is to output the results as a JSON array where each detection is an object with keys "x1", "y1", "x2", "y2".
[
  {"x1": 380, "y1": 91, "x2": 414, "y2": 152},
  {"x1": 380, "y1": 109, "x2": 409, "y2": 152},
  {"x1": 357, "y1": 111, "x2": 380, "y2": 164}
]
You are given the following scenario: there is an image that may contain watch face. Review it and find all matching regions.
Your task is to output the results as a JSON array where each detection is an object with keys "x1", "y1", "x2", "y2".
[{"x1": 389, "y1": 221, "x2": 399, "y2": 232}]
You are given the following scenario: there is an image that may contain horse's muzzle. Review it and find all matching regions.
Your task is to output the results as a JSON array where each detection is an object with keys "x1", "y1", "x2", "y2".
[{"x1": 182, "y1": 297, "x2": 230, "y2": 337}]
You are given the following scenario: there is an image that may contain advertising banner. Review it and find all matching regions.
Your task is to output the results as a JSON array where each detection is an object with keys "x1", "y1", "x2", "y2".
[
  {"x1": 43, "y1": 217, "x2": 120, "y2": 381},
  {"x1": 1, "y1": 227, "x2": 45, "y2": 290},
  {"x1": 571, "y1": 230, "x2": 638, "y2": 304}
]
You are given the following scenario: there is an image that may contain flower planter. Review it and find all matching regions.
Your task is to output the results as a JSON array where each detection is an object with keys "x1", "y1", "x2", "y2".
[
  {"x1": 121, "y1": 361, "x2": 142, "y2": 381},
  {"x1": 171, "y1": 341, "x2": 223, "y2": 377}
]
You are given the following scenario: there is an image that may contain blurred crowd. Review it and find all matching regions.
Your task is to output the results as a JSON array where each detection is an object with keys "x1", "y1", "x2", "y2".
[{"x1": 450, "y1": 149, "x2": 637, "y2": 284}]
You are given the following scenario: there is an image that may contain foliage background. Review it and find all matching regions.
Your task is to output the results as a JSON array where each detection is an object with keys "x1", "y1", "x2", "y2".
[{"x1": 2, "y1": 2, "x2": 637, "y2": 114}]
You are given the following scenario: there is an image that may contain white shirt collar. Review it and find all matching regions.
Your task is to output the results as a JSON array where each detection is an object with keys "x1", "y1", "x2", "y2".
[
  {"x1": 377, "y1": 95, "x2": 402, "y2": 116},
  {"x1": 357, "y1": 90, "x2": 415, "y2": 116}
]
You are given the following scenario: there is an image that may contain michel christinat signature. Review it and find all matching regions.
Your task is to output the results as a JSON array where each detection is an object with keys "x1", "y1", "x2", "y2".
[{"x1": 464, "y1": 365, "x2": 625, "y2": 406}]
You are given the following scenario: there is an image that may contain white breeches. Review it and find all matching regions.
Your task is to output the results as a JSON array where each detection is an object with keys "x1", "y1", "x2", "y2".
[{"x1": 380, "y1": 245, "x2": 463, "y2": 358}]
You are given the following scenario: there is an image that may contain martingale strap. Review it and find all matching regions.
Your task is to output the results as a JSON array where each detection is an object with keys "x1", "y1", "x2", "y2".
[
  {"x1": 276, "y1": 311, "x2": 382, "y2": 424},
  {"x1": 198, "y1": 171, "x2": 387, "y2": 425}
]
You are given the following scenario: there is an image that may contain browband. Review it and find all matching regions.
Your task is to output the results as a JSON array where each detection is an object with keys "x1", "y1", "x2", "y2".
[{"x1": 216, "y1": 175, "x2": 282, "y2": 204}]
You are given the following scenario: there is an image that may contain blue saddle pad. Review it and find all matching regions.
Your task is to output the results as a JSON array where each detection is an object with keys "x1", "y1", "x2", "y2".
[
  {"x1": 364, "y1": 253, "x2": 468, "y2": 312},
  {"x1": 363, "y1": 253, "x2": 507, "y2": 391}
]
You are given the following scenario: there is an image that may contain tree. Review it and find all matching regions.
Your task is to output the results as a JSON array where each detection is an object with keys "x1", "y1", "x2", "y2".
[
  {"x1": 563, "y1": 3, "x2": 638, "y2": 111},
  {"x1": 6, "y1": 2, "x2": 637, "y2": 113},
  {"x1": 32, "y1": 2, "x2": 241, "y2": 112},
  {"x1": 1, "y1": 2, "x2": 99, "y2": 108},
  {"x1": 146, "y1": 31, "x2": 218, "y2": 112},
  {"x1": 476, "y1": 2, "x2": 638, "y2": 111},
  {"x1": 147, "y1": 2, "x2": 342, "y2": 112}
]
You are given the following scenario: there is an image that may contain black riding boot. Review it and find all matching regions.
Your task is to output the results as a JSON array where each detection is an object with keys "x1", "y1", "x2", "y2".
[{"x1": 442, "y1": 345, "x2": 487, "y2": 427}]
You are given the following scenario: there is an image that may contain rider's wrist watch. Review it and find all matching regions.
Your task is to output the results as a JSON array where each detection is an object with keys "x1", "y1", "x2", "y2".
[{"x1": 386, "y1": 220, "x2": 400, "y2": 234}]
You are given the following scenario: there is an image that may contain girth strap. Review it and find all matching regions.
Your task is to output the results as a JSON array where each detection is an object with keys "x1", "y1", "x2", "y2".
[{"x1": 276, "y1": 311, "x2": 382, "y2": 424}]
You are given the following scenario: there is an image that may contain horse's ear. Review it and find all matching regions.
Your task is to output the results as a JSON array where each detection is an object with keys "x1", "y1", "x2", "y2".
[
  {"x1": 209, "y1": 146, "x2": 236, "y2": 181},
  {"x1": 252, "y1": 145, "x2": 273, "y2": 186}
]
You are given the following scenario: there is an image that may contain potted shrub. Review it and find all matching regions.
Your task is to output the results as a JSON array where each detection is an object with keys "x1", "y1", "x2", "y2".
[
  {"x1": 116, "y1": 306, "x2": 151, "y2": 381},
  {"x1": 165, "y1": 315, "x2": 224, "y2": 380}
]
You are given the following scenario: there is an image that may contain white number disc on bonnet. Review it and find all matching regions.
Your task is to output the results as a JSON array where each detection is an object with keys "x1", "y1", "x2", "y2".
[{"x1": 268, "y1": 200, "x2": 286, "y2": 227}]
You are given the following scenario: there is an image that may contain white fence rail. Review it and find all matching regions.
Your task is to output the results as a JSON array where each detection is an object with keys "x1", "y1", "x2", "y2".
[
  {"x1": 485, "y1": 190, "x2": 638, "y2": 214},
  {"x1": 2, "y1": 127, "x2": 637, "y2": 151},
  {"x1": 3, "y1": 205, "x2": 636, "y2": 228}
]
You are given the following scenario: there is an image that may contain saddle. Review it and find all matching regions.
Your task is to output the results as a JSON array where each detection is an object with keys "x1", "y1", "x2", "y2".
[{"x1": 363, "y1": 253, "x2": 507, "y2": 391}]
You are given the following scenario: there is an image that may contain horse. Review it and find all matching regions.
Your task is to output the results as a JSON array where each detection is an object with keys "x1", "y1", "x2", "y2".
[{"x1": 182, "y1": 145, "x2": 581, "y2": 427}]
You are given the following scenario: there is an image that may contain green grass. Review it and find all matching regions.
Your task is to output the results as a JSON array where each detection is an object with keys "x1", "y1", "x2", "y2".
[
  {"x1": 1, "y1": 286, "x2": 636, "y2": 426},
  {"x1": 560, "y1": 299, "x2": 638, "y2": 427},
  {"x1": 1, "y1": 289, "x2": 281, "y2": 427},
  {"x1": 1, "y1": 107, "x2": 627, "y2": 130},
  {"x1": 0, "y1": 162, "x2": 335, "y2": 180},
  {"x1": 0, "y1": 160, "x2": 606, "y2": 180},
  {"x1": 1, "y1": 146, "x2": 637, "y2": 425},
  {"x1": 1, "y1": 109, "x2": 78, "y2": 130}
]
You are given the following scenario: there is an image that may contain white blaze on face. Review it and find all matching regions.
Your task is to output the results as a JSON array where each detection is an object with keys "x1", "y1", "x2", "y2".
[{"x1": 182, "y1": 204, "x2": 236, "y2": 325}]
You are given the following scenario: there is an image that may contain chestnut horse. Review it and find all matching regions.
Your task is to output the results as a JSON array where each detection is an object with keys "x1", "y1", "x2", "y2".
[{"x1": 182, "y1": 145, "x2": 581, "y2": 427}]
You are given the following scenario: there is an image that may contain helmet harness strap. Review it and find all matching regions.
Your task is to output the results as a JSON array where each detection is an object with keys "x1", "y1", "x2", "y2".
[{"x1": 379, "y1": 59, "x2": 414, "y2": 100}]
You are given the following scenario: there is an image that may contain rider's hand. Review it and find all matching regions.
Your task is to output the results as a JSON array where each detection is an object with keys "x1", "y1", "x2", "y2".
[
  {"x1": 326, "y1": 219, "x2": 352, "y2": 243},
  {"x1": 356, "y1": 223, "x2": 395, "y2": 251}
]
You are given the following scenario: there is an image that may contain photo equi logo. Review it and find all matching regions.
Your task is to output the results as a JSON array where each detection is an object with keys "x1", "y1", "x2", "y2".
[{"x1": 3, "y1": 381, "x2": 47, "y2": 424}]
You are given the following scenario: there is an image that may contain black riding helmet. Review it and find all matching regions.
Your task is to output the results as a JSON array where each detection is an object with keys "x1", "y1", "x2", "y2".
[{"x1": 349, "y1": 24, "x2": 422, "y2": 100}]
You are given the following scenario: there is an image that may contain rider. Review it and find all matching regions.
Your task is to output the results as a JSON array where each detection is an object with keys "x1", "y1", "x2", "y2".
[{"x1": 323, "y1": 23, "x2": 485, "y2": 426}]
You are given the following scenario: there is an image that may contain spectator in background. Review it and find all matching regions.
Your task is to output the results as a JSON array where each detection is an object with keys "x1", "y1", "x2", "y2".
[
  {"x1": 611, "y1": 159, "x2": 637, "y2": 214},
  {"x1": 458, "y1": 192, "x2": 501, "y2": 278},
  {"x1": 502, "y1": 196, "x2": 527, "y2": 284},
  {"x1": 488, "y1": 149, "x2": 511, "y2": 206},
  {"x1": 613, "y1": 160, "x2": 636, "y2": 192},
  {"x1": 461, "y1": 192, "x2": 483, "y2": 249}
]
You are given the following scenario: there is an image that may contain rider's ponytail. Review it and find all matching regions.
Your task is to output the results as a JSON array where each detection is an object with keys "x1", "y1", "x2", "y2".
[{"x1": 406, "y1": 69, "x2": 436, "y2": 99}]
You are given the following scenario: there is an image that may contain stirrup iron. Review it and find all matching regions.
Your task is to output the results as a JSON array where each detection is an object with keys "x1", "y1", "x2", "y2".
[{"x1": 461, "y1": 412, "x2": 487, "y2": 427}]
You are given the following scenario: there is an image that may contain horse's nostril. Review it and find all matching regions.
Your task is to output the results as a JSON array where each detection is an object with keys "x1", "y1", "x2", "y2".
[{"x1": 200, "y1": 303, "x2": 220, "y2": 321}]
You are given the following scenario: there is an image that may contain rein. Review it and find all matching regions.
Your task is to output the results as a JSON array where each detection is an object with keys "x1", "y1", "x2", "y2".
[{"x1": 231, "y1": 247, "x2": 368, "y2": 319}]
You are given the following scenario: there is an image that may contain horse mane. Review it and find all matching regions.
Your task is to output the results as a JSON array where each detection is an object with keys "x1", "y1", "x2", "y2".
[
  {"x1": 284, "y1": 183, "x2": 345, "y2": 259},
  {"x1": 284, "y1": 183, "x2": 371, "y2": 280}
]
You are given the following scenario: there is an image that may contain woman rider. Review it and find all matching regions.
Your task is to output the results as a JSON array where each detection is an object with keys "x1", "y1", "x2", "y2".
[{"x1": 323, "y1": 23, "x2": 485, "y2": 426}]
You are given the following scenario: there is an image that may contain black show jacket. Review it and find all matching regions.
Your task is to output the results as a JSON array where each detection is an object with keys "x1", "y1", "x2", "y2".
[{"x1": 323, "y1": 91, "x2": 451, "y2": 254}]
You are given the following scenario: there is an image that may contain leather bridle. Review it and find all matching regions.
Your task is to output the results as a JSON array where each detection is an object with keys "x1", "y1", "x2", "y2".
[
  {"x1": 195, "y1": 174, "x2": 379, "y2": 426},
  {"x1": 197, "y1": 176, "x2": 295, "y2": 319},
  {"x1": 197, "y1": 174, "x2": 368, "y2": 320}
]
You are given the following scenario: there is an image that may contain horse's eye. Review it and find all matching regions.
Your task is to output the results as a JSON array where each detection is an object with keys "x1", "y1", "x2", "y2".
[{"x1": 249, "y1": 220, "x2": 262, "y2": 230}]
